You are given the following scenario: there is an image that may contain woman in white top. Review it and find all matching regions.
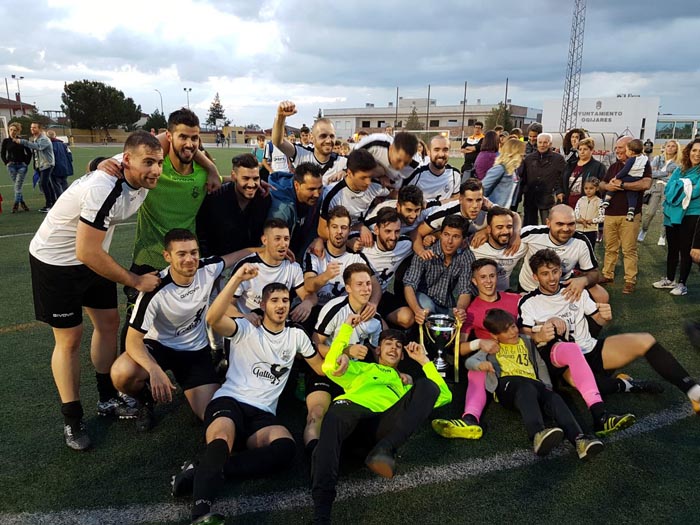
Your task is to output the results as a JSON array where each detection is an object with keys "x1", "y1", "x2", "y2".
[{"x1": 638, "y1": 139, "x2": 682, "y2": 244}]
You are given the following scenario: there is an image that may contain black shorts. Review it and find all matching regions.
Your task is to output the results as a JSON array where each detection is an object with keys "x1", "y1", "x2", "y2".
[
  {"x1": 305, "y1": 370, "x2": 343, "y2": 399},
  {"x1": 377, "y1": 291, "x2": 408, "y2": 318},
  {"x1": 144, "y1": 340, "x2": 218, "y2": 391},
  {"x1": 584, "y1": 338, "x2": 606, "y2": 375},
  {"x1": 30, "y1": 254, "x2": 117, "y2": 329},
  {"x1": 204, "y1": 396, "x2": 281, "y2": 447}
]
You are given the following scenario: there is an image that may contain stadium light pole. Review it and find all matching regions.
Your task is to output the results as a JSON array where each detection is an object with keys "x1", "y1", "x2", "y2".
[
  {"x1": 460, "y1": 81, "x2": 468, "y2": 143},
  {"x1": 4, "y1": 77, "x2": 10, "y2": 103},
  {"x1": 183, "y1": 87, "x2": 192, "y2": 109},
  {"x1": 154, "y1": 89, "x2": 164, "y2": 115},
  {"x1": 11, "y1": 74, "x2": 24, "y2": 114}
]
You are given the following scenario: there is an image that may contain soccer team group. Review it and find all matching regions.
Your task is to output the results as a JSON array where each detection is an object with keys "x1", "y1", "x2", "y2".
[{"x1": 26, "y1": 101, "x2": 700, "y2": 525}]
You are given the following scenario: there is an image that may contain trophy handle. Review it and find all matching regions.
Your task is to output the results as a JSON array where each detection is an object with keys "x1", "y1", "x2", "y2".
[
  {"x1": 453, "y1": 319, "x2": 462, "y2": 383},
  {"x1": 419, "y1": 323, "x2": 425, "y2": 347}
]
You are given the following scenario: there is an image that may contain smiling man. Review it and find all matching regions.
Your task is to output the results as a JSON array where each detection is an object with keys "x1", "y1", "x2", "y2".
[
  {"x1": 29, "y1": 130, "x2": 164, "y2": 451},
  {"x1": 403, "y1": 135, "x2": 461, "y2": 204}
]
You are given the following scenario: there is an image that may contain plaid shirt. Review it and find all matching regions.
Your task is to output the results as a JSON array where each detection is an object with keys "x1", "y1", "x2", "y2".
[{"x1": 403, "y1": 241, "x2": 475, "y2": 308}]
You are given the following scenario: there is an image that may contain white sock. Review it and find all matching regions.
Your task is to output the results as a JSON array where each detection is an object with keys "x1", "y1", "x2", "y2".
[{"x1": 686, "y1": 384, "x2": 700, "y2": 402}]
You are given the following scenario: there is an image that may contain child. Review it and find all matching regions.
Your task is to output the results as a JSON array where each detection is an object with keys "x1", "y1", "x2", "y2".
[
  {"x1": 465, "y1": 309, "x2": 603, "y2": 459},
  {"x1": 574, "y1": 178, "x2": 605, "y2": 247},
  {"x1": 601, "y1": 138, "x2": 648, "y2": 221}
]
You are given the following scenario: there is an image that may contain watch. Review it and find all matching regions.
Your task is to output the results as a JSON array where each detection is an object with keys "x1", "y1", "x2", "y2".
[{"x1": 621, "y1": 181, "x2": 625, "y2": 189}]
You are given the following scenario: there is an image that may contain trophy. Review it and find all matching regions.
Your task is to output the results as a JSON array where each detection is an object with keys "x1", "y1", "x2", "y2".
[{"x1": 420, "y1": 313, "x2": 462, "y2": 383}]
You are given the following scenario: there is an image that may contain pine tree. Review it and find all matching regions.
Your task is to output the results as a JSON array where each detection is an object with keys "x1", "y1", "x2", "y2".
[
  {"x1": 206, "y1": 93, "x2": 226, "y2": 127},
  {"x1": 405, "y1": 106, "x2": 423, "y2": 130},
  {"x1": 485, "y1": 103, "x2": 513, "y2": 131}
]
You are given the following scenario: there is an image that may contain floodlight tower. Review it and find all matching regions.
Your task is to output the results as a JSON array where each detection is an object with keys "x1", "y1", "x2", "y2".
[{"x1": 560, "y1": 0, "x2": 586, "y2": 132}]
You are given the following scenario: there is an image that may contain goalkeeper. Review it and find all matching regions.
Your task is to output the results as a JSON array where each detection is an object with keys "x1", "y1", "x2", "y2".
[{"x1": 311, "y1": 314, "x2": 452, "y2": 524}]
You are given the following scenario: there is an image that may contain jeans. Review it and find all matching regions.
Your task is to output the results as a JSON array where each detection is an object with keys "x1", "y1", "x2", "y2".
[
  {"x1": 641, "y1": 180, "x2": 666, "y2": 231},
  {"x1": 416, "y1": 292, "x2": 452, "y2": 316},
  {"x1": 7, "y1": 162, "x2": 28, "y2": 203}
]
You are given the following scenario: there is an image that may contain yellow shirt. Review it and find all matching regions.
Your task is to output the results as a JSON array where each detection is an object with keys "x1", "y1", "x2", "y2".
[{"x1": 495, "y1": 338, "x2": 537, "y2": 380}]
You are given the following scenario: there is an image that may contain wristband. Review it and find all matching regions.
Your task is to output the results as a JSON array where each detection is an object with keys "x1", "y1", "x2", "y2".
[{"x1": 469, "y1": 339, "x2": 481, "y2": 351}]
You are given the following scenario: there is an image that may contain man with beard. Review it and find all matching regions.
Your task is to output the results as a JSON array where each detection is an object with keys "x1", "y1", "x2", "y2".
[
  {"x1": 472, "y1": 207, "x2": 526, "y2": 291},
  {"x1": 196, "y1": 153, "x2": 270, "y2": 257},
  {"x1": 402, "y1": 135, "x2": 461, "y2": 204},
  {"x1": 172, "y1": 267, "x2": 334, "y2": 525},
  {"x1": 518, "y1": 204, "x2": 607, "y2": 304},
  {"x1": 363, "y1": 185, "x2": 427, "y2": 236},
  {"x1": 304, "y1": 205, "x2": 380, "y2": 308},
  {"x1": 231, "y1": 219, "x2": 315, "y2": 326},
  {"x1": 360, "y1": 209, "x2": 415, "y2": 328},
  {"x1": 111, "y1": 229, "x2": 245, "y2": 432},
  {"x1": 29, "y1": 131, "x2": 164, "y2": 450},
  {"x1": 272, "y1": 101, "x2": 347, "y2": 184}
]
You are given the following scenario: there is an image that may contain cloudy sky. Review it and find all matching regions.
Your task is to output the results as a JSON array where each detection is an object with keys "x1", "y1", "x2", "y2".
[{"x1": 1, "y1": 0, "x2": 697, "y2": 129}]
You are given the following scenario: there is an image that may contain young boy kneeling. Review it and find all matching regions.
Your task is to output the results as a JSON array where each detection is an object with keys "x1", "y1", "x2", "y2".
[{"x1": 466, "y1": 308, "x2": 603, "y2": 459}]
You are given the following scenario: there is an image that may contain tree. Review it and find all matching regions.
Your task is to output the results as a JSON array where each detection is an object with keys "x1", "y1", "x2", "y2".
[
  {"x1": 405, "y1": 106, "x2": 424, "y2": 130},
  {"x1": 143, "y1": 109, "x2": 167, "y2": 132},
  {"x1": 485, "y1": 102, "x2": 513, "y2": 131},
  {"x1": 206, "y1": 92, "x2": 227, "y2": 128},
  {"x1": 61, "y1": 80, "x2": 141, "y2": 131}
]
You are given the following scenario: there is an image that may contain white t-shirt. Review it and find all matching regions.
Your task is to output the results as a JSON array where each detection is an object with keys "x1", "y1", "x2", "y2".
[
  {"x1": 320, "y1": 178, "x2": 389, "y2": 226},
  {"x1": 232, "y1": 253, "x2": 305, "y2": 314},
  {"x1": 403, "y1": 164, "x2": 461, "y2": 203},
  {"x1": 290, "y1": 145, "x2": 347, "y2": 184},
  {"x1": 471, "y1": 241, "x2": 527, "y2": 291},
  {"x1": 518, "y1": 226, "x2": 597, "y2": 292},
  {"x1": 363, "y1": 199, "x2": 429, "y2": 235},
  {"x1": 129, "y1": 257, "x2": 224, "y2": 351},
  {"x1": 214, "y1": 319, "x2": 316, "y2": 414},
  {"x1": 355, "y1": 133, "x2": 419, "y2": 188},
  {"x1": 361, "y1": 236, "x2": 414, "y2": 292},
  {"x1": 303, "y1": 249, "x2": 372, "y2": 305},
  {"x1": 29, "y1": 171, "x2": 148, "y2": 266},
  {"x1": 315, "y1": 295, "x2": 383, "y2": 347},
  {"x1": 518, "y1": 287, "x2": 599, "y2": 354}
]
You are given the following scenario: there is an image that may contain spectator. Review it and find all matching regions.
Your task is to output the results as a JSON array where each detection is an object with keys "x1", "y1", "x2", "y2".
[
  {"x1": 460, "y1": 121, "x2": 484, "y2": 174},
  {"x1": 47, "y1": 130, "x2": 73, "y2": 194},
  {"x1": 481, "y1": 137, "x2": 525, "y2": 208},
  {"x1": 473, "y1": 131, "x2": 499, "y2": 180},
  {"x1": 562, "y1": 137, "x2": 606, "y2": 208},
  {"x1": 1, "y1": 122, "x2": 32, "y2": 212},
  {"x1": 525, "y1": 123, "x2": 542, "y2": 155},
  {"x1": 521, "y1": 133, "x2": 565, "y2": 226},
  {"x1": 15, "y1": 121, "x2": 57, "y2": 212}
]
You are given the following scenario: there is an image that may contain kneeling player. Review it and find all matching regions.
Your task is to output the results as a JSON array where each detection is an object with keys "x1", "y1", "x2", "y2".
[
  {"x1": 312, "y1": 315, "x2": 452, "y2": 524},
  {"x1": 466, "y1": 309, "x2": 603, "y2": 459},
  {"x1": 173, "y1": 264, "x2": 332, "y2": 525}
]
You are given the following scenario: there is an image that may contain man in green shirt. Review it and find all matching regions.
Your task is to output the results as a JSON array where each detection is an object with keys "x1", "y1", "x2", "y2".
[{"x1": 311, "y1": 315, "x2": 452, "y2": 524}]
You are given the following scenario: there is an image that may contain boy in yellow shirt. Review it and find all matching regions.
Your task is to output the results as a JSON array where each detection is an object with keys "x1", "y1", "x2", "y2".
[{"x1": 466, "y1": 308, "x2": 603, "y2": 459}]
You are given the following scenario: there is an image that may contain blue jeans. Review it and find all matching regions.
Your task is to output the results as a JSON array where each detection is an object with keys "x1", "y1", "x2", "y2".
[
  {"x1": 39, "y1": 166, "x2": 59, "y2": 208},
  {"x1": 416, "y1": 292, "x2": 452, "y2": 316},
  {"x1": 7, "y1": 162, "x2": 28, "y2": 203}
]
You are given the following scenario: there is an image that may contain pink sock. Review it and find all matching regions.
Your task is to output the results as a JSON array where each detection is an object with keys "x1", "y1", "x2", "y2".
[
  {"x1": 463, "y1": 370, "x2": 487, "y2": 421},
  {"x1": 550, "y1": 342, "x2": 603, "y2": 407}
]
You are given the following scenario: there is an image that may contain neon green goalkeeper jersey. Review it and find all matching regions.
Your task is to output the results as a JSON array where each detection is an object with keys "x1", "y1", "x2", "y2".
[
  {"x1": 322, "y1": 323, "x2": 452, "y2": 412},
  {"x1": 132, "y1": 157, "x2": 208, "y2": 269}
]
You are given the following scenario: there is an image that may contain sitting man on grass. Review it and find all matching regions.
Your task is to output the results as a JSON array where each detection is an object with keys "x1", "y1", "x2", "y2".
[{"x1": 311, "y1": 314, "x2": 452, "y2": 525}]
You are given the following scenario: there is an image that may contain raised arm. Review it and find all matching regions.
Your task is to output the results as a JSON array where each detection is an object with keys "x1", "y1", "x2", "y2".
[{"x1": 271, "y1": 101, "x2": 298, "y2": 158}]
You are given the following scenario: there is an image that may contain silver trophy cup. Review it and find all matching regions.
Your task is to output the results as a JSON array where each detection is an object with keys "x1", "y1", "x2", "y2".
[{"x1": 424, "y1": 314, "x2": 457, "y2": 378}]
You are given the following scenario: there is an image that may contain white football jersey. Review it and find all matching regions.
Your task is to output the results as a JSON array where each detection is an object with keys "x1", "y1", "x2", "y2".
[
  {"x1": 291, "y1": 145, "x2": 347, "y2": 184},
  {"x1": 403, "y1": 164, "x2": 461, "y2": 203},
  {"x1": 320, "y1": 179, "x2": 389, "y2": 226},
  {"x1": 129, "y1": 257, "x2": 224, "y2": 351},
  {"x1": 214, "y1": 319, "x2": 316, "y2": 414},
  {"x1": 232, "y1": 254, "x2": 304, "y2": 314},
  {"x1": 355, "y1": 133, "x2": 419, "y2": 188},
  {"x1": 303, "y1": 249, "x2": 372, "y2": 305},
  {"x1": 361, "y1": 237, "x2": 414, "y2": 292},
  {"x1": 315, "y1": 295, "x2": 383, "y2": 348},
  {"x1": 471, "y1": 241, "x2": 527, "y2": 291}
]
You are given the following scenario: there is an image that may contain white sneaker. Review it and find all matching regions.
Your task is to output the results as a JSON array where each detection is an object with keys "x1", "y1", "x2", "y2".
[
  {"x1": 670, "y1": 283, "x2": 688, "y2": 296},
  {"x1": 637, "y1": 230, "x2": 647, "y2": 242},
  {"x1": 652, "y1": 277, "x2": 676, "y2": 289},
  {"x1": 657, "y1": 236, "x2": 666, "y2": 246}
]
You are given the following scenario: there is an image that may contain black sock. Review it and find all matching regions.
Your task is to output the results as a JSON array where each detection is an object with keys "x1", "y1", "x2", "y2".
[
  {"x1": 61, "y1": 400, "x2": 84, "y2": 428},
  {"x1": 95, "y1": 372, "x2": 118, "y2": 402},
  {"x1": 645, "y1": 343, "x2": 696, "y2": 393},
  {"x1": 223, "y1": 438, "x2": 296, "y2": 479},
  {"x1": 589, "y1": 401, "x2": 605, "y2": 423},
  {"x1": 192, "y1": 438, "x2": 229, "y2": 520},
  {"x1": 594, "y1": 373, "x2": 622, "y2": 395},
  {"x1": 135, "y1": 384, "x2": 154, "y2": 406},
  {"x1": 305, "y1": 439, "x2": 319, "y2": 458}
]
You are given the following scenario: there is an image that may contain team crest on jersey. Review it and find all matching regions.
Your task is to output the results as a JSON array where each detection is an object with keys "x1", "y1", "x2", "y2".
[
  {"x1": 175, "y1": 306, "x2": 205, "y2": 336},
  {"x1": 569, "y1": 303, "x2": 579, "y2": 312},
  {"x1": 377, "y1": 267, "x2": 395, "y2": 286},
  {"x1": 192, "y1": 186, "x2": 200, "y2": 199},
  {"x1": 252, "y1": 362, "x2": 289, "y2": 385}
]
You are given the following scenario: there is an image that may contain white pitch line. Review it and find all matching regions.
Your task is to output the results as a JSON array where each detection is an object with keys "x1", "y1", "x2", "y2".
[
  {"x1": 0, "y1": 222, "x2": 136, "y2": 239},
  {"x1": 0, "y1": 403, "x2": 694, "y2": 525}
]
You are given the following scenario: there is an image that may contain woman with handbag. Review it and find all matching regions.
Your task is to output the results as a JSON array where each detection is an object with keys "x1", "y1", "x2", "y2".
[
  {"x1": 638, "y1": 139, "x2": 682, "y2": 244},
  {"x1": 561, "y1": 137, "x2": 606, "y2": 208},
  {"x1": 653, "y1": 139, "x2": 700, "y2": 296}
]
